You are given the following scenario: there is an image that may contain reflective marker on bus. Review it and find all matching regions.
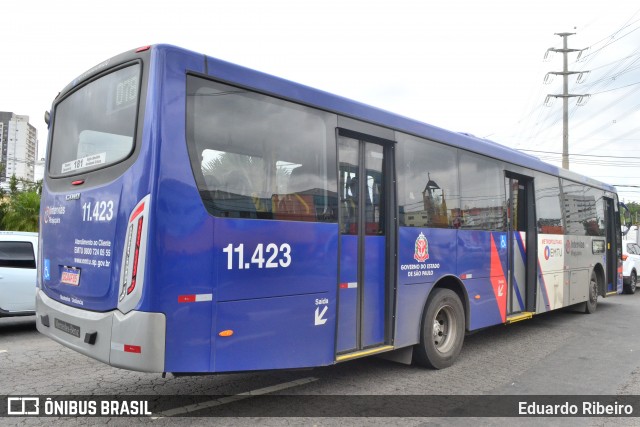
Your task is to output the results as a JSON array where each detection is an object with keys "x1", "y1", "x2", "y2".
[{"x1": 36, "y1": 44, "x2": 625, "y2": 374}]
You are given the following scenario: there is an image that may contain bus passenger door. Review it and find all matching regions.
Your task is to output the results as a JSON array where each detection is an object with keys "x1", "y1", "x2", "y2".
[
  {"x1": 505, "y1": 174, "x2": 537, "y2": 318},
  {"x1": 605, "y1": 197, "x2": 621, "y2": 294},
  {"x1": 336, "y1": 130, "x2": 394, "y2": 357}
]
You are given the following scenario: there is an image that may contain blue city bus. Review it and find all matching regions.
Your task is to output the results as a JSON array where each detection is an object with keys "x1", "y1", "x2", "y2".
[{"x1": 36, "y1": 44, "x2": 624, "y2": 373}]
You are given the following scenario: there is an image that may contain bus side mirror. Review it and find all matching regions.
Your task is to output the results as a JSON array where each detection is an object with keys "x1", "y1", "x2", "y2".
[
  {"x1": 44, "y1": 111, "x2": 50, "y2": 127},
  {"x1": 620, "y1": 202, "x2": 631, "y2": 236}
]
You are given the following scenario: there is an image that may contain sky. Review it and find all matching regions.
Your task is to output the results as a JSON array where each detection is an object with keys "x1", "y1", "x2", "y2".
[{"x1": 2, "y1": 0, "x2": 640, "y2": 201}]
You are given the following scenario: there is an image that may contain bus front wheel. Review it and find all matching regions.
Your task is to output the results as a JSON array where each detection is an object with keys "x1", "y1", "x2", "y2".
[
  {"x1": 414, "y1": 288, "x2": 465, "y2": 369},
  {"x1": 584, "y1": 271, "x2": 598, "y2": 314}
]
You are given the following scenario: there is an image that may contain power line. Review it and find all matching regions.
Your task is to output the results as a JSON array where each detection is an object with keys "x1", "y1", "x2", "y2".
[
  {"x1": 578, "y1": 16, "x2": 640, "y2": 63},
  {"x1": 514, "y1": 14, "x2": 640, "y2": 156},
  {"x1": 589, "y1": 80, "x2": 640, "y2": 95}
]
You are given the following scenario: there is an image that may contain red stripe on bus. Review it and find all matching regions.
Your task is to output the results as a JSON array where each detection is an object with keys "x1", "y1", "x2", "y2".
[
  {"x1": 178, "y1": 295, "x2": 196, "y2": 303},
  {"x1": 130, "y1": 203, "x2": 145, "y2": 223},
  {"x1": 124, "y1": 345, "x2": 141, "y2": 354}
]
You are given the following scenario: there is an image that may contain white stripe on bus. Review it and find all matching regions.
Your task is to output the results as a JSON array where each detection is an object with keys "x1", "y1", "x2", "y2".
[
  {"x1": 178, "y1": 293, "x2": 213, "y2": 303},
  {"x1": 339, "y1": 282, "x2": 357, "y2": 289}
]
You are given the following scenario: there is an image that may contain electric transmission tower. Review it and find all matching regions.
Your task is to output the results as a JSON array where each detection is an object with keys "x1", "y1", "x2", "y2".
[{"x1": 544, "y1": 32, "x2": 589, "y2": 170}]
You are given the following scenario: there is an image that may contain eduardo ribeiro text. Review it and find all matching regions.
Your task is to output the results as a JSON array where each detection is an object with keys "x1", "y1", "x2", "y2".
[{"x1": 519, "y1": 401, "x2": 633, "y2": 416}]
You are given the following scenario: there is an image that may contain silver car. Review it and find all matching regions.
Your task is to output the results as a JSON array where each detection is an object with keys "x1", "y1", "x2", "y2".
[{"x1": 0, "y1": 231, "x2": 38, "y2": 317}]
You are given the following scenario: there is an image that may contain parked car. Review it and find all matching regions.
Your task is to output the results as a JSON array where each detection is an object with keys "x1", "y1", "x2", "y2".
[
  {"x1": 622, "y1": 241, "x2": 640, "y2": 294},
  {"x1": 0, "y1": 231, "x2": 38, "y2": 317}
]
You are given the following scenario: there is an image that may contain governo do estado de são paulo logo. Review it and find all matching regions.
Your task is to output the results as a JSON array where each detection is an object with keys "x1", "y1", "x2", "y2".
[{"x1": 414, "y1": 232, "x2": 429, "y2": 262}]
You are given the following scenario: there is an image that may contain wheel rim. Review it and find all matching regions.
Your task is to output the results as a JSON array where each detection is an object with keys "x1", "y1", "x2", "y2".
[
  {"x1": 432, "y1": 304, "x2": 458, "y2": 354},
  {"x1": 632, "y1": 273, "x2": 637, "y2": 292}
]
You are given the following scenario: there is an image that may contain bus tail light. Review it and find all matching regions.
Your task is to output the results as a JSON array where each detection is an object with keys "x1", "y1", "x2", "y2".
[
  {"x1": 118, "y1": 195, "x2": 151, "y2": 314},
  {"x1": 126, "y1": 216, "x2": 144, "y2": 295}
]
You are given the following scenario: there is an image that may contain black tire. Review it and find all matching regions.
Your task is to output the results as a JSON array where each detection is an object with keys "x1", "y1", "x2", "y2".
[
  {"x1": 624, "y1": 271, "x2": 637, "y2": 295},
  {"x1": 584, "y1": 271, "x2": 598, "y2": 314},
  {"x1": 414, "y1": 288, "x2": 465, "y2": 369}
]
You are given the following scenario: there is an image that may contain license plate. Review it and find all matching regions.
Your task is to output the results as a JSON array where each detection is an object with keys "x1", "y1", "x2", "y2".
[
  {"x1": 61, "y1": 267, "x2": 81, "y2": 286},
  {"x1": 54, "y1": 318, "x2": 81, "y2": 338}
]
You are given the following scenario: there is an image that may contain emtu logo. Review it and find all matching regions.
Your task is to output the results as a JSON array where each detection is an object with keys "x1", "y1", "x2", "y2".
[{"x1": 544, "y1": 245, "x2": 563, "y2": 260}]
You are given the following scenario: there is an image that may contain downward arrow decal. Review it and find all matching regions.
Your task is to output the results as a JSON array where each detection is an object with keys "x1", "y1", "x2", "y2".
[{"x1": 315, "y1": 306, "x2": 328, "y2": 325}]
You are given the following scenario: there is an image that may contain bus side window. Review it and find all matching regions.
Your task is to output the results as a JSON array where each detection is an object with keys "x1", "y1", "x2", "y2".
[
  {"x1": 273, "y1": 164, "x2": 317, "y2": 221},
  {"x1": 341, "y1": 174, "x2": 358, "y2": 234}
]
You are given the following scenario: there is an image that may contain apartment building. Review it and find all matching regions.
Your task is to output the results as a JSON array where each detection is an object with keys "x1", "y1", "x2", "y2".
[{"x1": 0, "y1": 112, "x2": 38, "y2": 189}]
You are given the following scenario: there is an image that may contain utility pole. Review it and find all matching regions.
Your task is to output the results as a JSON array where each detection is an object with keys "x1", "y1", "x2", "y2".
[{"x1": 544, "y1": 33, "x2": 589, "y2": 170}]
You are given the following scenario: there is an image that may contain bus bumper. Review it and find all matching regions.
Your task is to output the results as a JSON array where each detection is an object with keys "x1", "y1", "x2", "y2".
[{"x1": 36, "y1": 290, "x2": 166, "y2": 373}]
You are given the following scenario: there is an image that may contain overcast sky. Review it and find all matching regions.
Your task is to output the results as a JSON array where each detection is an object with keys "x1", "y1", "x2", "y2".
[{"x1": 2, "y1": 0, "x2": 639, "y2": 201}]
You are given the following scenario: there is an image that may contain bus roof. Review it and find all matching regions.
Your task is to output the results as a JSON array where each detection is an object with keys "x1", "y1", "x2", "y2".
[{"x1": 82, "y1": 44, "x2": 618, "y2": 194}]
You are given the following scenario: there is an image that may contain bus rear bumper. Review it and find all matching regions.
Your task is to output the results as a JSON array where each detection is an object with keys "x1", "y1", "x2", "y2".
[{"x1": 36, "y1": 290, "x2": 166, "y2": 373}]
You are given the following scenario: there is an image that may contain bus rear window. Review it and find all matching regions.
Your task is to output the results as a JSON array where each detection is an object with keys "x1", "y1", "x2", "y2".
[{"x1": 49, "y1": 64, "x2": 140, "y2": 177}]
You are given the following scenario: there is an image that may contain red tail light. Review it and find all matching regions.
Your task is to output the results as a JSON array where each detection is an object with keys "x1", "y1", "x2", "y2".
[
  {"x1": 622, "y1": 254, "x2": 628, "y2": 261},
  {"x1": 127, "y1": 216, "x2": 144, "y2": 295},
  {"x1": 118, "y1": 195, "x2": 151, "y2": 314}
]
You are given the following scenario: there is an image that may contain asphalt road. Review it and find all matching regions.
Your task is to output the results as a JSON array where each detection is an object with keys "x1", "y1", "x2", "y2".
[{"x1": 2, "y1": 291, "x2": 640, "y2": 426}]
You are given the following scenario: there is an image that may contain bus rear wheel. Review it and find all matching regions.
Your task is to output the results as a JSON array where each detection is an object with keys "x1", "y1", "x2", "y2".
[{"x1": 414, "y1": 288, "x2": 465, "y2": 369}]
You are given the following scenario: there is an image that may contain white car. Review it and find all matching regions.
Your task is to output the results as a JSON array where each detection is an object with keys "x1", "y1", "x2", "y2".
[
  {"x1": 0, "y1": 231, "x2": 38, "y2": 317},
  {"x1": 622, "y1": 241, "x2": 640, "y2": 294}
]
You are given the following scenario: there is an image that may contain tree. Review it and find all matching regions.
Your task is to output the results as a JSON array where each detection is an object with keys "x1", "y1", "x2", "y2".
[
  {"x1": 9, "y1": 174, "x2": 18, "y2": 196},
  {"x1": 202, "y1": 152, "x2": 262, "y2": 192},
  {"x1": 202, "y1": 152, "x2": 293, "y2": 194},
  {"x1": 0, "y1": 180, "x2": 5, "y2": 227},
  {"x1": 19, "y1": 178, "x2": 42, "y2": 195},
  {"x1": 627, "y1": 201, "x2": 640, "y2": 225},
  {"x1": 621, "y1": 201, "x2": 640, "y2": 227},
  {"x1": 1, "y1": 190, "x2": 40, "y2": 232}
]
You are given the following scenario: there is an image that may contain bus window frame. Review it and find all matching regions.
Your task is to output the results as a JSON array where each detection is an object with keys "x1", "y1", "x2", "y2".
[
  {"x1": 45, "y1": 56, "x2": 150, "y2": 192},
  {"x1": 184, "y1": 73, "x2": 338, "y2": 223}
]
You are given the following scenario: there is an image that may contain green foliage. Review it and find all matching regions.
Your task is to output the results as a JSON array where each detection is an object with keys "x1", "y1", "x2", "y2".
[
  {"x1": 627, "y1": 202, "x2": 640, "y2": 225},
  {"x1": 620, "y1": 201, "x2": 640, "y2": 228},
  {"x1": 1, "y1": 176, "x2": 41, "y2": 232},
  {"x1": 2, "y1": 191, "x2": 40, "y2": 232},
  {"x1": 9, "y1": 174, "x2": 18, "y2": 196},
  {"x1": 22, "y1": 178, "x2": 42, "y2": 195}
]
